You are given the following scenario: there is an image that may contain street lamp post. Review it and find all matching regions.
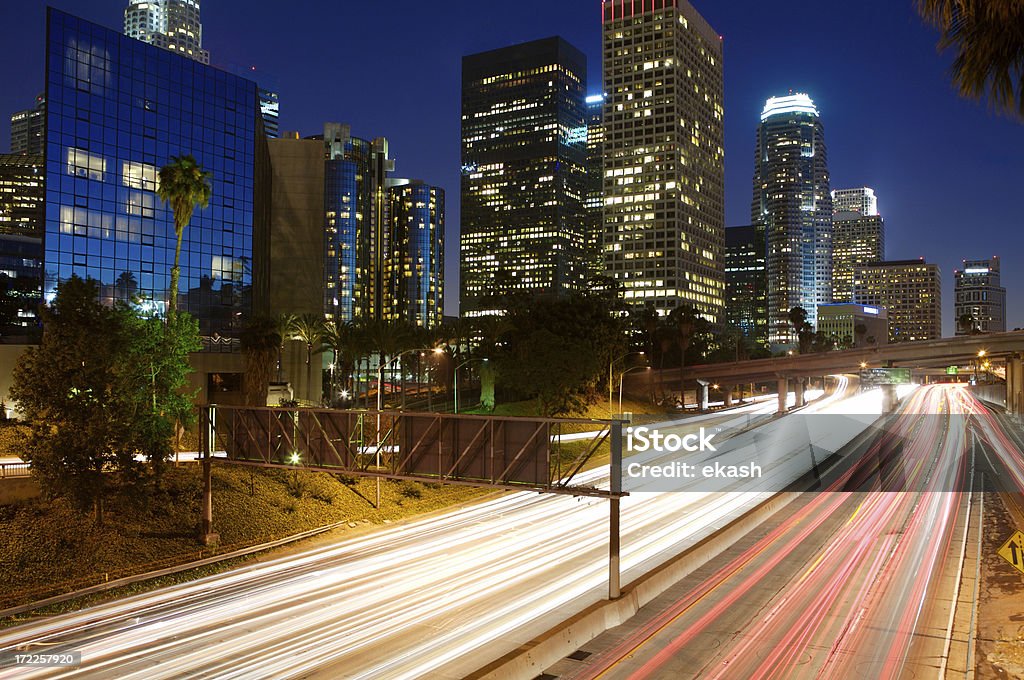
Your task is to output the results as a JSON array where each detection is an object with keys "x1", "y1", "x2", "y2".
[
  {"x1": 454, "y1": 358, "x2": 488, "y2": 414},
  {"x1": 619, "y1": 366, "x2": 652, "y2": 414},
  {"x1": 374, "y1": 347, "x2": 444, "y2": 507},
  {"x1": 609, "y1": 351, "x2": 645, "y2": 415}
]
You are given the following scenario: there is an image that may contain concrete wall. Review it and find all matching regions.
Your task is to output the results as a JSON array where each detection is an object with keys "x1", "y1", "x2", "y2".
[
  {"x1": 0, "y1": 476, "x2": 40, "y2": 504},
  {"x1": 267, "y1": 137, "x2": 325, "y2": 317},
  {"x1": 969, "y1": 383, "x2": 1006, "y2": 410}
]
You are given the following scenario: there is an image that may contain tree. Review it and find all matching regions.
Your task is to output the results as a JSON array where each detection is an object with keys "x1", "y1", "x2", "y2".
[
  {"x1": 497, "y1": 290, "x2": 628, "y2": 415},
  {"x1": 500, "y1": 329, "x2": 598, "y2": 417},
  {"x1": 240, "y1": 316, "x2": 282, "y2": 406},
  {"x1": 958, "y1": 312, "x2": 979, "y2": 335},
  {"x1": 287, "y1": 314, "x2": 324, "y2": 404},
  {"x1": 11, "y1": 276, "x2": 199, "y2": 522},
  {"x1": 854, "y1": 322, "x2": 868, "y2": 347},
  {"x1": 669, "y1": 304, "x2": 708, "y2": 398},
  {"x1": 158, "y1": 155, "x2": 212, "y2": 316},
  {"x1": 917, "y1": 0, "x2": 1024, "y2": 118},
  {"x1": 788, "y1": 306, "x2": 815, "y2": 354}
]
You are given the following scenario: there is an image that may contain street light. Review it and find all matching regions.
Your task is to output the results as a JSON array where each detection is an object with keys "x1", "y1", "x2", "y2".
[
  {"x1": 860, "y1": 361, "x2": 868, "y2": 369},
  {"x1": 609, "y1": 351, "x2": 645, "y2": 415},
  {"x1": 619, "y1": 366, "x2": 651, "y2": 414},
  {"x1": 454, "y1": 358, "x2": 488, "y2": 414},
  {"x1": 373, "y1": 347, "x2": 444, "y2": 507}
]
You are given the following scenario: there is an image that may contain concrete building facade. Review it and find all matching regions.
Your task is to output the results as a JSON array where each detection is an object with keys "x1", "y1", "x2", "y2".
[
  {"x1": 602, "y1": 0, "x2": 725, "y2": 320},
  {"x1": 853, "y1": 259, "x2": 942, "y2": 342},
  {"x1": 954, "y1": 257, "x2": 1006, "y2": 334}
]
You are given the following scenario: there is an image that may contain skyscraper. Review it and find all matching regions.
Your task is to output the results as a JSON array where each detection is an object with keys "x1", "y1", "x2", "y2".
[
  {"x1": 724, "y1": 224, "x2": 767, "y2": 347},
  {"x1": 955, "y1": 257, "x2": 1006, "y2": 334},
  {"x1": 831, "y1": 187, "x2": 878, "y2": 216},
  {"x1": 0, "y1": 154, "x2": 44, "y2": 337},
  {"x1": 320, "y1": 123, "x2": 394, "y2": 324},
  {"x1": 386, "y1": 180, "x2": 445, "y2": 328},
  {"x1": 461, "y1": 37, "x2": 589, "y2": 317},
  {"x1": 45, "y1": 8, "x2": 268, "y2": 334},
  {"x1": 585, "y1": 94, "x2": 606, "y2": 279},
  {"x1": 853, "y1": 259, "x2": 942, "y2": 342},
  {"x1": 832, "y1": 212, "x2": 885, "y2": 302},
  {"x1": 753, "y1": 93, "x2": 832, "y2": 347},
  {"x1": 602, "y1": 0, "x2": 725, "y2": 320},
  {"x1": 124, "y1": 0, "x2": 209, "y2": 64},
  {"x1": 259, "y1": 88, "x2": 281, "y2": 139},
  {"x1": 9, "y1": 95, "x2": 46, "y2": 156}
]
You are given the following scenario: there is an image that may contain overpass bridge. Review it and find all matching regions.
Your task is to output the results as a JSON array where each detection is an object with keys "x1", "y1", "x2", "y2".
[{"x1": 631, "y1": 330, "x2": 1024, "y2": 415}]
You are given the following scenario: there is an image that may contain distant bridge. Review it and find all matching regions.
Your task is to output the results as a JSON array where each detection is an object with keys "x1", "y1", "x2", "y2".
[{"x1": 631, "y1": 330, "x2": 1024, "y2": 415}]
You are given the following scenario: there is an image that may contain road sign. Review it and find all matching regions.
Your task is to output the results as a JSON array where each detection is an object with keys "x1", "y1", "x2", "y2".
[
  {"x1": 997, "y1": 530, "x2": 1024, "y2": 575},
  {"x1": 946, "y1": 366, "x2": 959, "y2": 375},
  {"x1": 860, "y1": 368, "x2": 912, "y2": 386}
]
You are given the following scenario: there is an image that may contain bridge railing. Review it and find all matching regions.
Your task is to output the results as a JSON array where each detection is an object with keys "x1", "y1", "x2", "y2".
[{"x1": 0, "y1": 461, "x2": 30, "y2": 479}]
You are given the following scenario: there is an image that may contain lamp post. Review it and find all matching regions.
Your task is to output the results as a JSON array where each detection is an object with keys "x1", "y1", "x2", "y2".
[
  {"x1": 619, "y1": 366, "x2": 652, "y2": 415},
  {"x1": 454, "y1": 358, "x2": 488, "y2": 414},
  {"x1": 374, "y1": 347, "x2": 444, "y2": 507},
  {"x1": 976, "y1": 349, "x2": 987, "y2": 384},
  {"x1": 609, "y1": 351, "x2": 645, "y2": 415}
]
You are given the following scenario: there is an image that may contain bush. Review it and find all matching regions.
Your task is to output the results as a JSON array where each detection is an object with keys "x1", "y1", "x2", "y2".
[
  {"x1": 399, "y1": 481, "x2": 422, "y2": 499},
  {"x1": 285, "y1": 473, "x2": 307, "y2": 499}
]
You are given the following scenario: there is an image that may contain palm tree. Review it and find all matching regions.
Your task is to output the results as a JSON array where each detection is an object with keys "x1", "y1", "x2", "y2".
[
  {"x1": 273, "y1": 313, "x2": 297, "y2": 382},
  {"x1": 114, "y1": 271, "x2": 138, "y2": 303},
  {"x1": 917, "y1": 1, "x2": 1024, "y2": 118},
  {"x1": 240, "y1": 317, "x2": 282, "y2": 406},
  {"x1": 157, "y1": 155, "x2": 212, "y2": 316},
  {"x1": 669, "y1": 304, "x2": 706, "y2": 400},
  {"x1": 320, "y1": 319, "x2": 357, "y2": 402},
  {"x1": 288, "y1": 314, "x2": 324, "y2": 404}
]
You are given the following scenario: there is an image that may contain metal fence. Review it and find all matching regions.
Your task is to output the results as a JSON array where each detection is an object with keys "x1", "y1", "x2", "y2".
[{"x1": 204, "y1": 405, "x2": 623, "y2": 499}]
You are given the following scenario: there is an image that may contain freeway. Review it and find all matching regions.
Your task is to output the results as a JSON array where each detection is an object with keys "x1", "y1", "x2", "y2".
[
  {"x1": 0, "y1": 377, "x2": 884, "y2": 680},
  {"x1": 556, "y1": 384, "x2": 1007, "y2": 680}
]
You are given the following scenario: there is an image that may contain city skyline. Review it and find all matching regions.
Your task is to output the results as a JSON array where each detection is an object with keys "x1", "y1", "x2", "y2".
[{"x1": 0, "y1": 0, "x2": 1022, "y2": 333}]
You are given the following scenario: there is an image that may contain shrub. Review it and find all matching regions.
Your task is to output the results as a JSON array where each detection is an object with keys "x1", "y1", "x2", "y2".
[{"x1": 399, "y1": 481, "x2": 422, "y2": 499}]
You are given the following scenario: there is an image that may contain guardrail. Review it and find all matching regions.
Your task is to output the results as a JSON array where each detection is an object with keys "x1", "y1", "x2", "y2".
[{"x1": 0, "y1": 461, "x2": 30, "y2": 479}]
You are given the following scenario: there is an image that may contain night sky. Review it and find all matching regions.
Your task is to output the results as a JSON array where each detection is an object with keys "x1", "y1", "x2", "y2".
[{"x1": 1, "y1": 1, "x2": 1021, "y2": 332}]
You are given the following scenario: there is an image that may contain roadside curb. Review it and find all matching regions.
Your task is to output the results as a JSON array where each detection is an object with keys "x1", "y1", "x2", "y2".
[{"x1": 0, "y1": 521, "x2": 348, "y2": 620}]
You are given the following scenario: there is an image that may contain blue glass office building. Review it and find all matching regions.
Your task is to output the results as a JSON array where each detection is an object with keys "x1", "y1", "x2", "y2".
[
  {"x1": 43, "y1": 9, "x2": 268, "y2": 334},
  {"x1": 387, "y1": 181, "x2": 444, "y2": 328}
]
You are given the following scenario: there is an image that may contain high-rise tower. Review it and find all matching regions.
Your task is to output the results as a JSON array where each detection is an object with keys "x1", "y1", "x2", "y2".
[
  {"x1": 832, "y1": 187, "x2": 878, "y2": 216},
  {"x1": 10, "y1": 95, "x2": 46, "y2": 156},
  {"x1": 124, "y1": 0, "x2": 209, "y2": 64},
  {"x1": 460, "y1": 37, "x2": 589, "y2": 317},
  {"x1": 752, "y1": 93, "x2": 832, "y2": 347},
  {"x1": 601, "y1": 0, "x2": 725, "y2": 320},
  {"x1": 955, "y1": 257, "x2": 1006, "y2": 334}
]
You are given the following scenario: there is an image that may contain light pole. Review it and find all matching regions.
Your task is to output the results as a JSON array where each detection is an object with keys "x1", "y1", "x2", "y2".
[
  {"x1": 374, "y1": 347, "x2": 444, "y2": 507},
  {"x1": 454, "y1": 358, "x2": 488, "y2": 414},
  {"x1": 619, "y1": 366, "x2": 652, "y2": 415},
  {"x1": 609, "y1": 351, "x2": 645, "y2": 415},
  {"x1": 975, "y1": 349, "x2": 987, "y2": 384}
]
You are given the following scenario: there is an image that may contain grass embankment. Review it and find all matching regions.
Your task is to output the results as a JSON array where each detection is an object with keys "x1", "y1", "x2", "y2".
[{"x1": 0, "y1": 464, "x2": 486, "y2": 611}]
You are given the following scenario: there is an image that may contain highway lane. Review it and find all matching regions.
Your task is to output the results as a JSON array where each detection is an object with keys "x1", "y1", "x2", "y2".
[
  {"x1": 0, "y1": 378, "x2": 883, "y2": 680},
  {"x1": 561, "y1": 384, "x2": 975, "y2": 680}
]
